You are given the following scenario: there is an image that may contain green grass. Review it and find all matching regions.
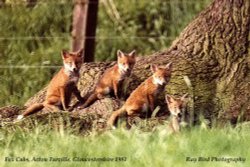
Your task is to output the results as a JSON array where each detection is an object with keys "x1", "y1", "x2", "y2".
[{"x1": 0, "y1": 124, "x2": 249, "y2": 167}]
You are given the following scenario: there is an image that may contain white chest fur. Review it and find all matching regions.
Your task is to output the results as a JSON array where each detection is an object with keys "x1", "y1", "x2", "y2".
[
  {"x1": 103, "y1": 87, "x2": 110, "y2": 94},
  {"x1": 64, "y1": 68, "x2": 79, "y2": 82},
  {"x1": 65, "y1": 70, "x2": 79, "y2": 84}
]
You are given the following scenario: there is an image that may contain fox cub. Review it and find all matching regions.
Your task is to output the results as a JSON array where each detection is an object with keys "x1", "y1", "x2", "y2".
[
  {"x1": 79, "y1": 50, "x2": 136, "y2": 109},
  {"x1": 107, "y1": 63, "x2": 172, "y2": 127},
  {"x1": 17, "y1": 49, "x2": 84, "y2": 120},
  {"x1": 165, "y1": 94, "x2": 188, "y2": 133}
]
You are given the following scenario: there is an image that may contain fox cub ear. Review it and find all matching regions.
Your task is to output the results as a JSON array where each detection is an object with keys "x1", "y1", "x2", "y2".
[
  {"x1": 77, "y1": 48, "x2": 84, "y2": 57},
  {"x1": 165, "y1": 95, "x2": 174, "y2": 104},
  {"x1": 129, "y1": 50, "x2": 136, "y2": 58},
  {"x1": 61, "y1": 49, "x2": 70, "y2": 59},
  {"x1": 181, "y1": 93, "x2": 189, "y2": 101},
  {"x1": 117, "y1": 50, "x2": 125, "y2": 58},
  {"x1": 151, "y1": 64, "x2": 158, "y2": 73},
  {"x1": 165, "y1": 62, "x2": 173, "y2": 70}
]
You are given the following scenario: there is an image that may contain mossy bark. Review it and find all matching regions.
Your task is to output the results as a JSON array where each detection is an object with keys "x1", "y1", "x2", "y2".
[{"x1": 1, "y1": 0, "x2": 250, "y2": 127}]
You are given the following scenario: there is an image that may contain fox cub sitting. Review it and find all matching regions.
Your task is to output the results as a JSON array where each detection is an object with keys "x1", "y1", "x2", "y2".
[
  {"x1": 79, "y1": 50, "x2": 136, "y2": 109},
  {"x1": 107, "y1": 63, "x2": 172, "y2": 127},
  {"x1": 17, "y1": 49, "x2": 84, "y2": 120},
  {"x1": 165, "y1": 94, "x2": 188, "y2": 133}
]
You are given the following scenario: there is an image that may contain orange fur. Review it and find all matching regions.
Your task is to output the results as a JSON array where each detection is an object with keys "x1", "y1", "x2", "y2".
[
  {"x1": 80, "y1": 50, "x2": 136, "y2": 109},
  {"x1": 107, "y1": 63, "x2": 172, "y2": 127},
  {"x1": 17, "y1": 49, "x2": 84, "y2": 119},
  {"x1": 166, "y1": 94, "x2": 188, "y2": 133}
]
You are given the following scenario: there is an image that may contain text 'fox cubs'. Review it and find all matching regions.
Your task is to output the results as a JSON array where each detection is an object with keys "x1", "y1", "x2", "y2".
[
  {"x1": 107, "y1": 63, "x2": 173, "y2": 127},
  {"x1": 79, "y1": 50, "x2": 136, "y2": 109},
  {"x1": 165, "y1": 94, "x2": 188, "y2": 133},
  {"x1": 17, "y1": 49, "x2": 84, "y2": 120}
]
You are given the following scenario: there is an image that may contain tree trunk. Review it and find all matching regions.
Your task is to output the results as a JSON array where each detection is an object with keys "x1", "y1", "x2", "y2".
[{"x1": 1, "y1": 0, "x2": 250, "y2": 128}]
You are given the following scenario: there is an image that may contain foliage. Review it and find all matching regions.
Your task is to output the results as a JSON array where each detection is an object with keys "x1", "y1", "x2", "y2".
[
  {"x1": 0, "y1": 122, "x2": 249, "y2": 167},
  {"x1": 97, "y1": 0, "x2": 211, "y2": 60},
  {"x1": 0, "y1": 0, "x2": 72, "y2": 106},
  {"x1": 0, "y1": 0, "x2": 210, "y2": 106}
]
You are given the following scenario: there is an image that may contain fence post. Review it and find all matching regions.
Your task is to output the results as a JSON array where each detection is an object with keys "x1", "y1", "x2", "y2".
[
  {"x1": 26, "y1": 0, "x2": 37, "y2": 8},
  {"x1": 71, "y1": 0, "x2": 99, "y2": 62},
  {"x1": 0, "y1": 0, "x2": 5, "y2": 7}
]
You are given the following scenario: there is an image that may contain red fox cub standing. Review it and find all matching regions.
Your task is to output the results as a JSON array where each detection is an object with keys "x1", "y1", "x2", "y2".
[
  {"x1": 79, "y1": 50, "x2": 136, "y2": 109},
  {"x1": 165, "y1": 94, "x2": 188, "y2": 133},
  {"x1": 17, "y1": 49, "x2": 84, "y2": 120},
  {"x1": 107, "y1": 63, "x2": 173, "y2": 127}
]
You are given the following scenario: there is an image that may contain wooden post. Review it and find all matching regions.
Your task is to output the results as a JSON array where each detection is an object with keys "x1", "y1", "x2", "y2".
[
  {"x1": 0, "y1": 0, "x2": 5, "y2": 7},
  {"x1": 71, "y1": 0, "x2": 99, "y2": 62},
  {"x1": 26, "y1": 0, "x2": 37, "y2": 8},
  {"x1": 84, "y1": 0, "x2": 99, "y2": 62}
]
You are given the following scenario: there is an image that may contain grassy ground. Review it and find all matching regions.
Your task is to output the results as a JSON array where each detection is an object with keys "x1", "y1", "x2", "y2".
[{"x1": 0, "y1": 123, "x2": 249, "y2": 167}]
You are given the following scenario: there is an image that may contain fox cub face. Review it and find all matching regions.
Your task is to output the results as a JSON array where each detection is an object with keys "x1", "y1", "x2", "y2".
[
  {"x1": 62, "y1": 49, "x2": 83, "y2": 73},
  {"x1": 151, "y1": 63, "x2": 172, "y2": 85},
  {"x1": 165, "y1": 94, "x2": 188, "y2": 118},
  {"x1": 117, "y1": 50, "x2": 136, "y2": 75}
]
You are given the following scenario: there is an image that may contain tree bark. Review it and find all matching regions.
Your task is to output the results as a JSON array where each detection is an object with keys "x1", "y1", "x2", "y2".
[{"x1": 1, "y1": 0, "x2": 250, "y2": 128}]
